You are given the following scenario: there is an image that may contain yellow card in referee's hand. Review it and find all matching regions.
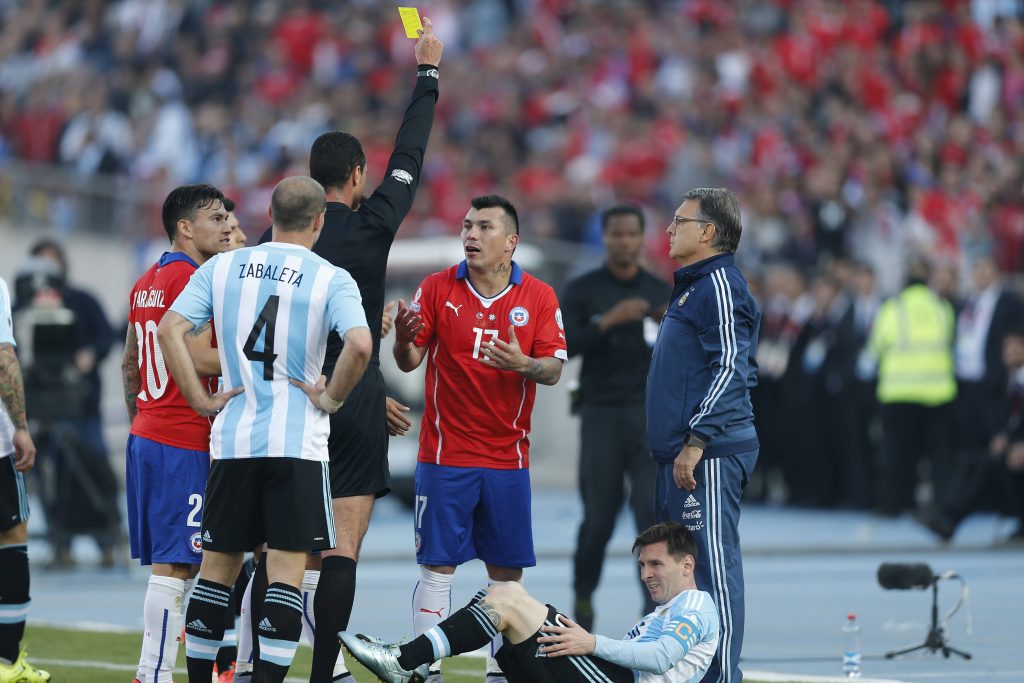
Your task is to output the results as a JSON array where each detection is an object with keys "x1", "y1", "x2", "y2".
[{"x1": 398, "y1": 7, "x2": 423, "y2": 38}]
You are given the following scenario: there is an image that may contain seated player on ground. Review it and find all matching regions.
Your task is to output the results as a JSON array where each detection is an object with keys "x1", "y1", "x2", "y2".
[{"x1": 341, "y1": 522, "x2": 719, "y2": 683}]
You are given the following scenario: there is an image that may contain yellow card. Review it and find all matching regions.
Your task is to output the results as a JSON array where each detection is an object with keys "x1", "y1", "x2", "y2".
[{"x1": 398, "y1": 7, "x2": 423, "y2": 39}]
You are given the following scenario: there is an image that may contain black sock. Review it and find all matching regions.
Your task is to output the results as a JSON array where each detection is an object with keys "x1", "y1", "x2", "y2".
[
  {"x1": 397, "y1": 601, "x2": 499, "y2": 670},
  {"x1": 310, "y1": 556, "x2": 357, "y2": 682},
  {"x1": 185, "y1": 579, "x2": 232, "y2": 682},
  {"x1": 0, "y1": 545, "x2": 29, "y2": 663},
  {"x1": 249, "y1": 556, "x2": 268, "y2": 669},
  {"x1": 216, "y1": 588, "x2": 238, "y2": 671},
  {"x1": 253, "y1": 582, "x2": 303, "y2": 683}
]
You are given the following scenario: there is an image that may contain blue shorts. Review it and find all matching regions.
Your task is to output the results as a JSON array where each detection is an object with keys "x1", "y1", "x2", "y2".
[
  {"x1": 414, "y1": 463, "x2": 535, "y2": 568},
  {"x1": 126, "y1": 434, "x2": 210, "y2": 565}
]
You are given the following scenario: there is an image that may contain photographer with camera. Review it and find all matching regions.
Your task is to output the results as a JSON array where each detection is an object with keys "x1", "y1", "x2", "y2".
[{"x1": 14, "y1": 238, "x2": 119, "y2": 569}]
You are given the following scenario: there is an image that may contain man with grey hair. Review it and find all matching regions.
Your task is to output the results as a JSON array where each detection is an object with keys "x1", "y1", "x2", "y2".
[{"x1": 646, "y1": 187, "x2": 760, "y2": 683}]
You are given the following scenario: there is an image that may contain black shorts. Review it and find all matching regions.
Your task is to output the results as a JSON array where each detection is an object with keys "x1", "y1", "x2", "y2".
[
  {"x1": 0, "y1": 455, "x2": 29, "y2": 532},
  {"x1": 202, "y1": 458, "x2": 334, "y2": 553},
  {"x1": 495, "y1": 606, "x2": 633, "y2": 683},
  {"x1": 327, "y1": 365, "x2": 390, "y2": 499}
]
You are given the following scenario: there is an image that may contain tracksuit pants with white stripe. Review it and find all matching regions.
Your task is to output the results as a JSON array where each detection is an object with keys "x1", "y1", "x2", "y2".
[{"x1": 655, "y1": 448, "x2": 757, "y2": 683}]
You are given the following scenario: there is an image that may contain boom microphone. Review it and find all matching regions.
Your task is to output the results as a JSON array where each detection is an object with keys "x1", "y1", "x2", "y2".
[{"x1": 877, "y1": 562, "x2": 935, "y2": 590}]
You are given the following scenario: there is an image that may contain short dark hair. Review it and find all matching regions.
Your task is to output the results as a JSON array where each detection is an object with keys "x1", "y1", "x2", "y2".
[
  {"x1": 632, "y1": 522, "x2": 698, "y2": 563},
  {"x1": 682, "y1": 187, "x2": 742, "y2": 253},
  {"x1": 601, "y1": 204, "x2": 645, "y2": 232},
  {"x1": 271, "y1": 176, "x2": 326, "y2": 233},
  {"x1": 29, "y1": 238, "x2": 67, "y2": 275},
  {"x1": 470, "y1": 194, "x2": 519, "y2": 235},
  {"x1": 161, "y1": 184, "x2": 225, "y2": 243},
  {"x1": 309, "y1": 132, "x2": 366, "y2": 191},
  {"x1": 222, "y1": 197, "x2": 236, "y2": 213},
  {"x1": 1005, "y1": 325, "x2": 1024, "y2": 341}
]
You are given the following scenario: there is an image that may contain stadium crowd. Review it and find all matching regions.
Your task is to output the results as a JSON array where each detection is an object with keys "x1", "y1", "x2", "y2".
[
  {"x1": 0, "y1": 0, "x2": 1022, "y2": 269},
  {"x1": 2, "y1": 0, "x2": 1024, "y2": 516}
]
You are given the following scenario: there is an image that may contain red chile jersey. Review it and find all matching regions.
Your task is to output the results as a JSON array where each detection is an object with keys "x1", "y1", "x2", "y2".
[
  {"x1": 410, "y1": 261, "x2": 567, "y2": 469},
  {"x1": 128, "y1": 252, "x2": 217, "y2": 451}
]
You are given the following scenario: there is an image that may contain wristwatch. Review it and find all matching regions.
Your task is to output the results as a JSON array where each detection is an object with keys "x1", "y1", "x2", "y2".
[{"x1": 683, "y1": 432, "x2": 708, "y2": 450}]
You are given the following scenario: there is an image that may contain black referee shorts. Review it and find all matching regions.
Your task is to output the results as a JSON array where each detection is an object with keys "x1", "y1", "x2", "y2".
[
  {"x1": 202, "y1": 458, "x2": 334, "y2": 553},
  {"x1": 327, "y1": 365, "x2": 390, "y2": 499},
  {"x1": 495, "y1": 606, "x2": 633, "y2": 683},
  {"x1": 0, "y1": 455, "x2": 29, "y2": 531}
]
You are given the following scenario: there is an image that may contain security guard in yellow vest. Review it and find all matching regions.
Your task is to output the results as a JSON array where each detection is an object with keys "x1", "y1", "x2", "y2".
[{"x1": 869, "y1": 258, "x2": 957, "y2": 515}]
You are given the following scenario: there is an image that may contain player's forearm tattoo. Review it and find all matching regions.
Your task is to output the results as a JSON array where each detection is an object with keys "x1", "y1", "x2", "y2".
[
  {"x1": 0, "y1": 344, "x2": 29, "y2": 430},
  {"x1": 521, "y1": 356, "x2": 561, "y2": 385},
  {"x1": 478, "y1": 600, "x2": 504, "y2": 631},
  {"x1": 121, "y1": 330, "x2": 141, "y2": 418},
  {"x1": 189, "y1": 320, "x2": 212, "y2": 337}
]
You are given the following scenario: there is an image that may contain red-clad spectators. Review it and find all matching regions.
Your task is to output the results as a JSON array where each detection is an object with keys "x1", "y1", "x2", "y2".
[{"x1": 0, "y1": 0, "x2": 1020, "y2": 291}]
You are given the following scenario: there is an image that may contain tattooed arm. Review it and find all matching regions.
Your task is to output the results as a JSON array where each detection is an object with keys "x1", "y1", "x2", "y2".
[
  {"x1": 479, "y1": 326, "x2": 564, "y2": 386},
  {"x1": 184, "y1": 321, "x2": 221, "y2": 377},
  {"x1": 0, "y1": 343, "x2": 36, "y2": 471},
  {"x1": 121, "y1": 325, "x2": 140, "y2": 423}
]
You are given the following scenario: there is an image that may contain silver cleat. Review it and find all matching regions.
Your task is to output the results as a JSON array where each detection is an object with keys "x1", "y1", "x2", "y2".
[{"x1": 338, "y1": 631, "x2": 430, "y2": 683}]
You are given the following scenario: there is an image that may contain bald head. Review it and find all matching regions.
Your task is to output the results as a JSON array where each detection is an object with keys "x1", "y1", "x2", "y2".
[{"x1": 270, "y1": 176, "x2": 327, "y2": 233}]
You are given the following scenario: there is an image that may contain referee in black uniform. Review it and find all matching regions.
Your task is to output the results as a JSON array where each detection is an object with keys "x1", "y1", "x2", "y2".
[
  {"x1": 258, "y1": 20, "x2": 443, "y2": 682},
  {"x1": 560, "y1": 205, "x2": 668, "y2": 631}
]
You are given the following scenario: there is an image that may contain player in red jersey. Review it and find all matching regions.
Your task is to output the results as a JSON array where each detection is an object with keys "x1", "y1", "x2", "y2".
[
  {"x1": 122, "y1": 184, "x2": 232, "y2": 683},
  {"x1": 392, "y1": 194, "x2": 566, "y2": 682}
]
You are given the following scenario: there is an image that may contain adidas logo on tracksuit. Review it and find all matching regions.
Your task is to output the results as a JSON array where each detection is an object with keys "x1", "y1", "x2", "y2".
[{"x1": 684, "y1": 495, "x2": 700, "y2": 508}]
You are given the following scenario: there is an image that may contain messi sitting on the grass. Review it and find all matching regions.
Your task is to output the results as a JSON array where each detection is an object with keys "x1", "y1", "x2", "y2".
[{"x1": 340, "y1": 522, "x2": 719, "y2": 683}]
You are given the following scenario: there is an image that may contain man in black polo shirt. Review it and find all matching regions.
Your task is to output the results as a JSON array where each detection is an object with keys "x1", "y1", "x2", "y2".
[
  {"x1": 560, "y1": 204, "x2": 668, "y2": 632},
  {"x1": 256, "y1": 19, "x2": 443, "y2": 683}
]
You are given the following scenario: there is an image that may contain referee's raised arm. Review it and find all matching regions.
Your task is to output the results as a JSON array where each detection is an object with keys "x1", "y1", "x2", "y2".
[{"x1": 361, "y1": 16, "x2": 444, "y2": 231}]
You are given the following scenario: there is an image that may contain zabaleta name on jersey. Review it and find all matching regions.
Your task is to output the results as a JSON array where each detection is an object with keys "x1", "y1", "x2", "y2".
[{"x1": 169, "y1": 243, "x2": 367, "y2": 462}]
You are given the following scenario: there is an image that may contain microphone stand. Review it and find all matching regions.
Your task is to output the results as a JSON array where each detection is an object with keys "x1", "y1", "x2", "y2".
[{"x1": 885, "y1": 578, "x2": 971, "y2": 660}]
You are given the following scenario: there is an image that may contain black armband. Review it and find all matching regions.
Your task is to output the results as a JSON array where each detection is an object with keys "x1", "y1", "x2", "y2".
[
  {"x1": 683, "y1": 432, "x2": 708, "y2": 450},
  {"x1": 417, "y1": 64, "x2": 439, "y2": 79}
]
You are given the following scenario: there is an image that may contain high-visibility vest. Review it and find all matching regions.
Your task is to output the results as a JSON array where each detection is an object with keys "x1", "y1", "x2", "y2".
[{"x1": 869, "y1": 284, "x2": 957, "y2": 405}]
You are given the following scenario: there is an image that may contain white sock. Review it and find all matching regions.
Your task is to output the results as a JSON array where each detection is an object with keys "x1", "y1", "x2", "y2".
[
  {"x1": 141, "y1": 575, "x2": 186, "y2": 683},
  {"x1": 135, "y1": 626, "x2": 149, "y2": 681},
  {"x1": 413, "y1": 567, "x2": 454, "y2": 635},
  {"x1": 235, "y1": 570, "x2": 255, "y2": 675},
  {"x1": 300, "y1": 569, "x2": 319, "y2": 647},
  {"x1": 413, "y1": 567, "x2": 453, "y2": 675}
]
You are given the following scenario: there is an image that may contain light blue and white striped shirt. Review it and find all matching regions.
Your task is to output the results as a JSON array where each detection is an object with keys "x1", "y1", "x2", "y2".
[
  {"x1": 170, "y1": 243, "x2": 367, "y2": 461},
  {"x1": 0, "y1": 278, "x2": 16, "y2": 457},
  {"x1": 594, "y1": 588, "x2": 719, "y2": 683}
]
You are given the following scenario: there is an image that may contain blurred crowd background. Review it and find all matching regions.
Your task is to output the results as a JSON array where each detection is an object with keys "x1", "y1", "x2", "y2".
[{"x1": 2, "y1": 0, "x2": 1024, "y2": 564}]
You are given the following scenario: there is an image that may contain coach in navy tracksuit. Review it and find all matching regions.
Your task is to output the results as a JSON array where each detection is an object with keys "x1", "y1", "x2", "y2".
[{"x1": 647, "y1": 187, "x2": 759, "y2": 683}]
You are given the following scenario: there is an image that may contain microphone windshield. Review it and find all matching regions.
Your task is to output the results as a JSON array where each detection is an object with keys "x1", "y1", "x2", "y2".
[{"x1": 877, "y1": 562, "x2": 934, "y2": 590}]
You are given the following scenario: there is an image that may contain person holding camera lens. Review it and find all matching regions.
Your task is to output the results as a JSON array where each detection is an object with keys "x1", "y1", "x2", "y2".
[{"x1": 15, "y1": 238, "x2": 118, "y2": 569}]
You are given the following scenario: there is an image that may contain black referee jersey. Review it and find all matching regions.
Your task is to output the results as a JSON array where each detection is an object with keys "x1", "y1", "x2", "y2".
[{"x1": 259, "y1": 64, "x2": 439, "y2": 373}]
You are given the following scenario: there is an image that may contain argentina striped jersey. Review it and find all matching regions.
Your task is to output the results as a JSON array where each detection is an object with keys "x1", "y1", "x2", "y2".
[
  {"x1": 593, "y1": 588, "x2": 719, "y2": 682},
  {"x1": 0, "y1": 278, "x2": 15, "y2": 457},
  {"x1": 170, "y1": 243, "x2": 367, "y2": 461}
]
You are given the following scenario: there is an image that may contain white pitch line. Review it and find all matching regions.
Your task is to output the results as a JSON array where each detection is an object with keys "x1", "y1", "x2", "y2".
[
  {"x1": 745, "y1": 672, "x2": 908, "y2": 683},
  {"x1": 31, "y1": 657, "x2": 309, "y2": 682}
]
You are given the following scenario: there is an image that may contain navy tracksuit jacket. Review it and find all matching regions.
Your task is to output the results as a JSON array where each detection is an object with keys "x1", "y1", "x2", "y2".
[{"x1": 646, "y1": 252, "x2": 760, "y2": 683}]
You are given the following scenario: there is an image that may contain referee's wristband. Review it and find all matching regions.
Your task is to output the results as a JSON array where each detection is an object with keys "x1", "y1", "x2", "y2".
[
  {"x1": 318, "y1": 392, "x2": 344, "y2": 414},
  {"x1": 418, "y1": 64, "x2": 439, "y2": 79}
]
